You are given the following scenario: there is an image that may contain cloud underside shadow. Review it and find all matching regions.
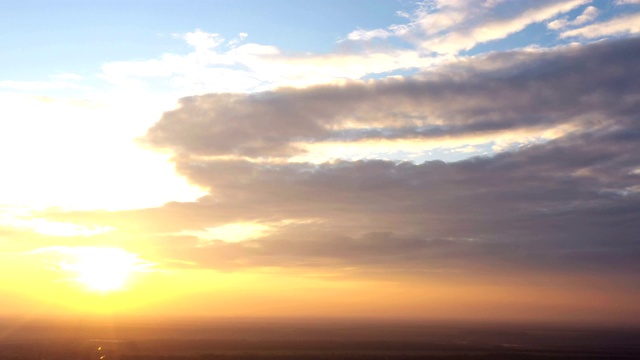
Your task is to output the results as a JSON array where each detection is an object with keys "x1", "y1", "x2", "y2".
[{"x1": 45, "y1": 38, "x2": 640, "y2": 278}]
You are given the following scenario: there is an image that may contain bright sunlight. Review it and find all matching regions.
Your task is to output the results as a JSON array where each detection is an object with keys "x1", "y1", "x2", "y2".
[{"x1": 56, "y1": 247, "x2": 152, "y2": 292}]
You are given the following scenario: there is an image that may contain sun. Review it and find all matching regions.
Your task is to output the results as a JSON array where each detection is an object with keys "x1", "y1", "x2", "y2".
[{"x1": 58, "y1": 247, "x2": 151, "y2": 292}]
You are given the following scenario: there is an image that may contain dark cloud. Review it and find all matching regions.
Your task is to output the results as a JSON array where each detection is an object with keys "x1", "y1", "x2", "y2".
[
  {"x1": 144, "y1": 37, "x2": 640, "y2": 157},
  {"x1": 45, "y1": 38, "x2": 640, "y2": 280},
  {"x1": 156, "y1": 128, "x2": 639, "y2": 274}
]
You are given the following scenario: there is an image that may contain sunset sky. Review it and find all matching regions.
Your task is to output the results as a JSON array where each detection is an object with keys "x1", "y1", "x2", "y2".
[{"x1": 1, "y1": 0, "x2": 640, "y2": 325}]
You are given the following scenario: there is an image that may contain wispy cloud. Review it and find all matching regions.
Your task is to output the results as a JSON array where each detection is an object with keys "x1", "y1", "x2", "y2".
[
  {"x1": 547, "y1": 5, "x2": 599, "y2": 30},
  {"x1": 561, "y1": 12, "x2": 640, "y2": 38},
  {"x1": 99, "y1": 29, "x2": 443, "y2": 95},
  {"x1": 345, "y1": 0, "x2": 590, "y2": 54}
]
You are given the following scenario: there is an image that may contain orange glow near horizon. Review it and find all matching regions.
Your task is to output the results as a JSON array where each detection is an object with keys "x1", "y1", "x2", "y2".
[{"x1": 0, "y1": 247, "x2": 638, "y2": 326}]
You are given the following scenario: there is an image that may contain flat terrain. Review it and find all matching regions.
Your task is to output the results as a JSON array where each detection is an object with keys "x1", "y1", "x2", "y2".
[{"x1": 0, "y1": 318, "x2": 638, "y2": 359}]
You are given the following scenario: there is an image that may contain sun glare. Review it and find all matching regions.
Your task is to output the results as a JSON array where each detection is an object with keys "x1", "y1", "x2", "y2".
[{"x1": 57, "y1": 247, "x2": 151, "y2": 292}]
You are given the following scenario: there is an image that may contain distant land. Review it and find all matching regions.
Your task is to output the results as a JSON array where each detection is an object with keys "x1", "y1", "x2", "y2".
[{"x1": 1, "y1": 317, "x2": 638, "y2": 359}]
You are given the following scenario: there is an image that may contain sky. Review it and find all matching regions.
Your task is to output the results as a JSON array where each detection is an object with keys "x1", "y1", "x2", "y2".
[{"x1": 1, "y1": 0, "x2": 640, "y2": 325}]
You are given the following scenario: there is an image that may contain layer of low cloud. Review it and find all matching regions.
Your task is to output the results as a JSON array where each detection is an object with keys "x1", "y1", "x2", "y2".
[
  {"x1": 144, "y1": 38, "x2": 640, "y2": 159},
  {"x1": 43, "y1": 38, "x2": 640, "y2": 282}
]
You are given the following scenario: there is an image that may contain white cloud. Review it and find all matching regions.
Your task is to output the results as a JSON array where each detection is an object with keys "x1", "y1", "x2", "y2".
[
  {"x1": 547, "y1": 6, "x2": 599, "y2": 30},
  {"x1": 419, "y1": 0, "x2": 590, "y2": 54},
  {"x1": 99, "y1": 30, "x2": 447, "y2": 95},
  {"x1": 346, "y1": 28, "x2": 392, "y2": 41},
  {"x1": 181, "y1": 29, "x2": 224, "y2": 51},
  {"x1": 561, "y1": 12, "x2": 640, "y2": 38},
  {"x1": 342, "y1": 0, "x2": 590, "y2": 55},
  {"x1": 93, "y1": 2, "x2": 636, "y2": 96},
  {"x1": 227, "y1": 32, "x2": 249, "y2": 46}
]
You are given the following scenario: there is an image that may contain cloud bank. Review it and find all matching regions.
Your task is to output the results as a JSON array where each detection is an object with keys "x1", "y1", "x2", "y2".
[
  {"x1": 42, "y1": 37, "x2": 640, "y2": 282},
  {"x1": 145, "y1": 38, "x2": 640, "y2": 159}
]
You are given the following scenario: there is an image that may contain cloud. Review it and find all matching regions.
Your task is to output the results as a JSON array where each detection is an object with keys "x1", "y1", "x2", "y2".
[
  {"x1": 158, "y1": 124, "x2": 635, "y2": 277},
  {"x1": 38, "y1": 37, "x2": 640, "y2": 280},
  {"x1": 547, "y1": 5, "x2": 599, "y2": 30},
  {"x1": 561, "y1": 12, "x2": 640, "y2": 38},
  {"x1": 85, "y1": 126, "x2": 640, "y2": 275},
  {"x1": 180, "y1": 29, "x2": 225, "y2": 51},
  {"x1": 95, "y1": 3, "x2": 636, "y2": 97},
  {"x1": 143, "y1": 38, "x2": 640, "y2": 160},
  {"x1": 345, "y1": 0, "x2": 590, "y2": 54},
  {"x1": 346, "y1": 29, "x2": 392, "y2": 41},
  {"x1": 418, "y1": 0, "x2": 590, "y2": 54},
  {"x1": 99, "y1": 30, "x2": 443, "y2": 95}
]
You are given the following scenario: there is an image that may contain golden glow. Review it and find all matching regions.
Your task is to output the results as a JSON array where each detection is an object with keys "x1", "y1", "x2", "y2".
[
  {"x1": 53, "y1": 247, "x2": 152, "y2": 292},
  {"x1": 0, "y1": 215, "x2": 113, "y2": 237},
  {"x1": 177, "y1": 222, "x2": 272, "y2": 242},
  {"x1": 1, "y1": 248, "x2": 639, "y2": 324}
]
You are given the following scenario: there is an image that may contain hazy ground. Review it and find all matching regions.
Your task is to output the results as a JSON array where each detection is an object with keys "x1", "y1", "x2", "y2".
[{"x1": 0, "y1": 317, "x2": 638, "y2": 359}]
